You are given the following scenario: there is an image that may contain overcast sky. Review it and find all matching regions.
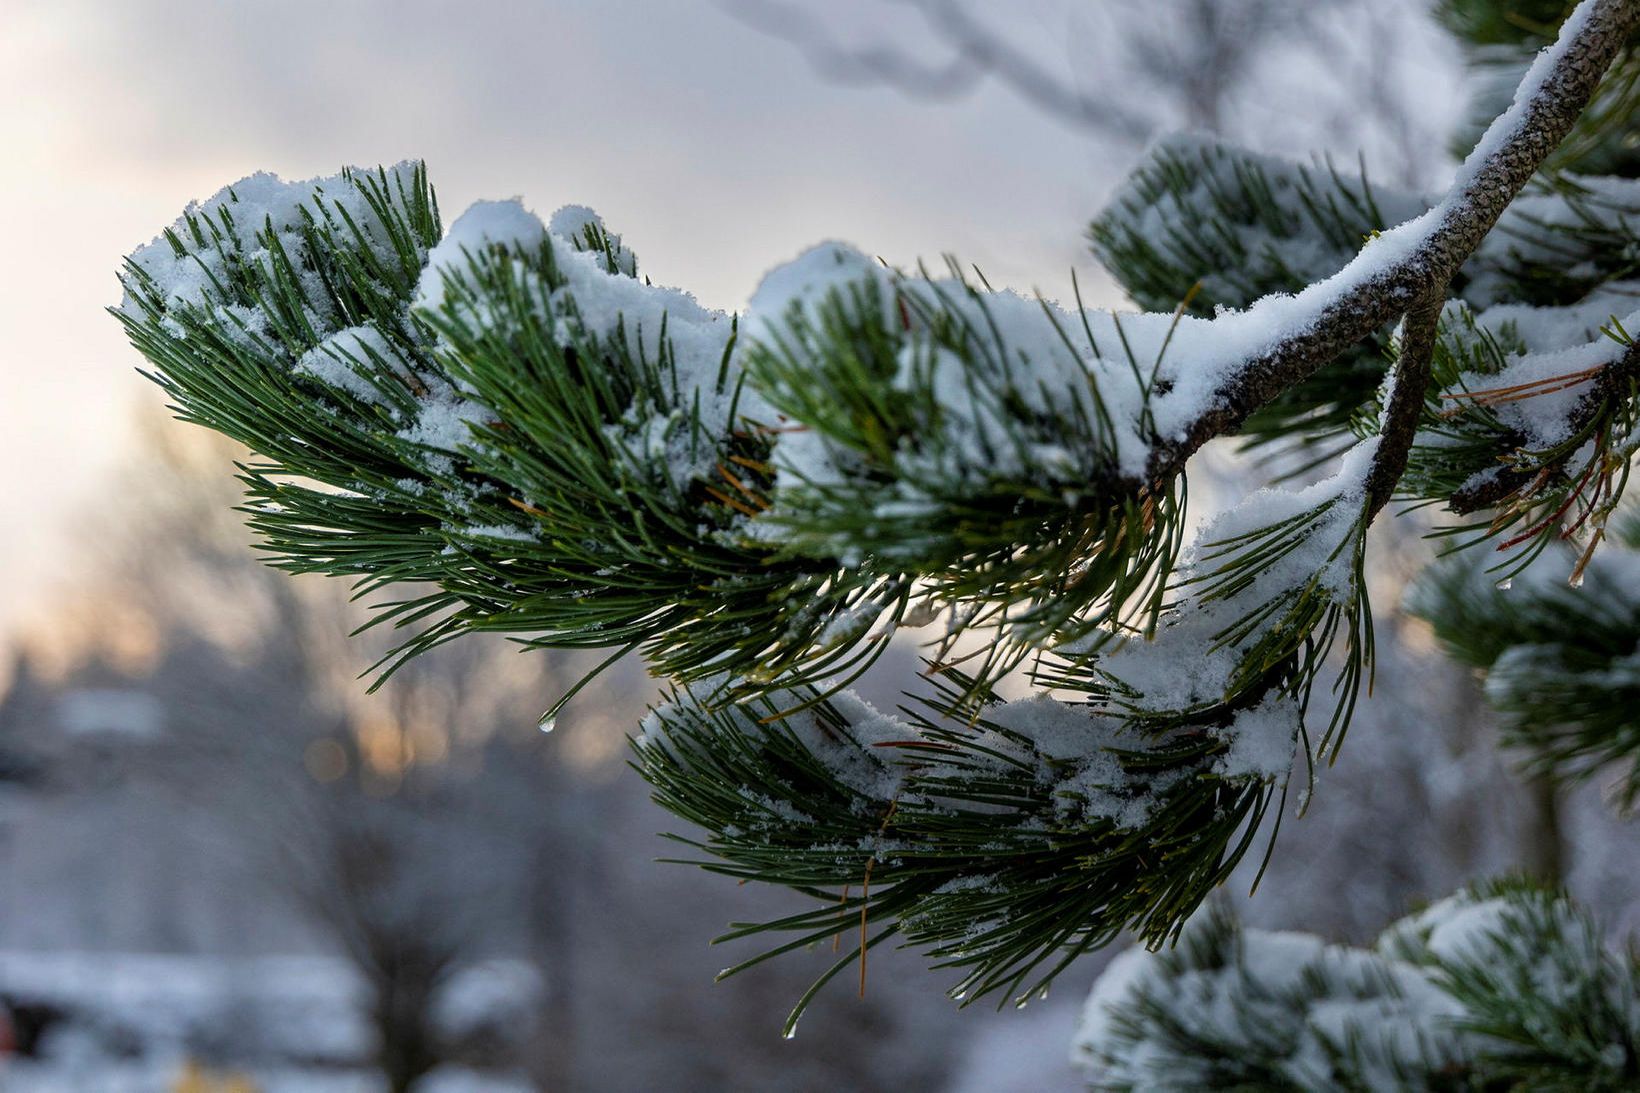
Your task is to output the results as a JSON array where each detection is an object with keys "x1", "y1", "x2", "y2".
[{"x1": 0, "y1": 0, "x2": 1458, "y2": 630}]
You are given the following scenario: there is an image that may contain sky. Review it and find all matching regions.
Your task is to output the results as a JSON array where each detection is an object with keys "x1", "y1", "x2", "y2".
[{"x1": 0, "y1": 0, "x2": 1459, "y2": 630}]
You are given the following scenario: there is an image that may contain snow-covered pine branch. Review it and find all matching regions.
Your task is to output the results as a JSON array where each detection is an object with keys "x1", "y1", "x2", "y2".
[
  {"x1": 1128, "y1": 0, "x2": 1638, "y2": 489},
  {"x1": 1073, "y1": 881, "x2": 1640, "y2": 1090},
  {"x1": 114, "y1": 0, "x2": 1640, "y2": 1033}
]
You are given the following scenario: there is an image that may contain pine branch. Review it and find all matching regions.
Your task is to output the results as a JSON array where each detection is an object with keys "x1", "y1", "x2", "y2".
[
  {"x1": 1366, "y1": 291, "x2": 1448, "y2": 513},
  {"x1": 109, "y1": 0, "x2": 1640, "y2": 1033},
  {"x1": 1077, "y1": 880, "x2": 1640, "y2": 1091},
  {"x1": 1439, "y1": 0, "x2": 1640, "y2": 178},
  {"x1": 633, "y1": 679, "x2": 1281, "y2": 1029},
  {"x1": 1089, "y1": 136, "x2": 1422, "y2": 463},
  {"x1": 1467, "y1": 173, "x2": 1640, "y2": 307},
  {"x1": 1447, "y1": 323, "x2": 1640, "y2": 514},
  {"x1": 1140, "y1": 0, "x2": 1640, "y2": 491}
]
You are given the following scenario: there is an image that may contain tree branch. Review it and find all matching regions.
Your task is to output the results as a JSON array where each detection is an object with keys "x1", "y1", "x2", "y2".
[
  {"x1": 719, "y1": 0, "x2": 1156, "y2": 141},
  {"x1": 1450, "y1": 331, "x2": 1640, "y2": 513},
  {"x1": 1367, "y1": 291, "x2": 1447, "y2": 515},
  {"x1": 1139, "y1": 0, "x2": 1640, "y2": 490}
]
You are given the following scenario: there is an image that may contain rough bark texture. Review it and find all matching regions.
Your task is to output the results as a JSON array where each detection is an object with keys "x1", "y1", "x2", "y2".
[
  {"x1": 1136, "y1": 0, "x2": 1640, "y2": 493},
  {"x1": 1366, "y1": 292, "x2": 1447, "y2": 515},
  {"x1": 1450, "y1": 333, "x2": 1640, "y2": 514}
]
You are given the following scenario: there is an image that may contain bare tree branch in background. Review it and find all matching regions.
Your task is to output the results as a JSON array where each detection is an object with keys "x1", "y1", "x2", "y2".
[
  {"x1": 721, "y1": 0, "x2": 1153, "y2": 140},
  {"x1": 725, "y1": 0, "x2": 1350, "y2": 138},
  {"x1": 722, "y1": 0, "x2": 1447, "y2": 186}
]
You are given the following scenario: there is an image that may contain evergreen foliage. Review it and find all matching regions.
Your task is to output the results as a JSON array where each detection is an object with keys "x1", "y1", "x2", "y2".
[
  {"x1": 1408, "y1": 523, "x2": 1640, "y2": 808},
  {"x1": 113, "y1": 0, "x2": 1640, "y2": 1040},
  {"x1": 1438, "y1": 0, "x2": 1640, "y2": 177},
  {"x1": 635, "y1": 680, "x2": 1275, "y2": 1030},
  {"x1": 1074, "y1": 881, "x2": 1640, "y2": 1091},
  {"x1": 1088, "y1": 136, "x2": 1424, "y2": 465}
]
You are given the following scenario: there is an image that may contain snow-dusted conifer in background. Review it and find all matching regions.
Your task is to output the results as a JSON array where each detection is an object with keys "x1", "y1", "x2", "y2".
[
  {"x1": 115, "y1": 0, "x2": 1640, "y2": 1039},
  {"x1": 1073, "y1": 881, "x2": 1640, "y2": 1090},
  {"x1": 1409, "y1": 512, "x2": 1640, "y2": 809}
]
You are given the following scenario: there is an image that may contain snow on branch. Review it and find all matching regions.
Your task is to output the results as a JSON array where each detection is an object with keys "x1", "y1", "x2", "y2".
[
  {"x1": 1138, "y1": 0, "x2": 1640, "y2": 488},
  {"x1": 109, "y1": 0, "x2": 1640, "y2": 1034},
  {"x1": 1075, "y1": 882, "x2": 1640, "y2": 1090}
]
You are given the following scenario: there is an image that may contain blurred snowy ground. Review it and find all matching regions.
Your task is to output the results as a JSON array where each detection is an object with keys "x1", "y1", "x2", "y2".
[{"x1": 0, "y1": 953, "x2": 535, "y2": 1091}]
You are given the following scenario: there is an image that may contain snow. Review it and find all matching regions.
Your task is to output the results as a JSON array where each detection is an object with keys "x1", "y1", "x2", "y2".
[
  {"x1": 294, "y1": 325, "x2": 406, "y2": 406},
  {"x1": 1092, "y1": 438, "x2": 1376, "y2": 713},
  {"x1": 1472, "y1": 338, "x2": 1626, "y2": 449},
  {"x1": 121, "y1": 164, "x2": 420, "y2": 325},
  {"x1": 0, "y1": 950, "x2": 541, "y2": 1091},
  {"x1": 984, "y1": 693, "x2": 1117, "y2": 764},
  {"x1": 411, "y1": 197, "x2": 751, "y2": 491},
  {"x1": 825, "y1": 690, "x2": 918, "y2": 792},
  {"x1": 547, "y1": 204, "x2": 606, "y2": 245},
  {"x1": 641, "y1": 684, "x2": 1234, "y2": 829},
  {"x1": 1079, "y1": 0, "x2": 1622, "y2": 473},
  {"x1": 738, "y1": 243, "x2": 898, "y2": 511},
  {"x1": 1378, "y1": 891, "x2": 1631, "y2": 1035},
  {"x1": 742, "y1": 241, "x2": 894, "y2": 348},
  {"x1": 638, "y1": 684, "x2": 913, "y2": 802},
  {"x1": 1371, "y1": 887, "x2": 1619, "y2": 1010},
  {"x1": 459, "y1": 522, "x2": 539, "y2": 544},
  {"x1": 1416, "y1": 897, "x2": 1514, "y2": 963},
  {"x1": 1212, "y1": 695, "x2": 1301, "y2": 781},
  {"x1": 125, "y1": 0, "x2": 1623, "y2": 574},
  {"x1": 980, "y1": 693, "x2": 1187, "y2": 828},
  {"x1": 117, "y1": 167, "x2": 510, "y2": 485},
  {"x1": 1070, "y1": 945, "x2": 1153, "y2": 1074},
  {"x1": 815, "y1": 598, "x2": 889, "y2": 649},
  {"x1": 1, "y1": 1061, "x2": 531, "y2": 1093},
  {"x1": 551, "y1": 240, "x2": 748, "y2": 460},
  {"x1": 737, "y1": 144, "x2": 1495, "y2": 531},
  {"x1": 397, "y1": 393, "x2": 488, "y2": 454},
  {"x1": 1073, "y1": 910, "x2": 1469, "y2": 1089},
  {"x1": 429, "y1": 959, "x2": 545, "y2": 1034},
  {"x1": 741, "y1": 241, "x2": 1164, "y2": 510},
  {"x1": 1100, "y1": 134, "x2": 1431, "y2": 308},
  {"x1": 128, "y1": 14, "x2": 1623, "y2": 572},
  {"x1": 1469, "y1": 180, "x2": 1640, "y2": 306},
  {"x1": 1476, "y1": 287, "x2": 1638, "y2": 355},
  {"x1": 1447, "y1": 294, "x2": 1640, "y2": 450},
  {"x1": 781, "y1": 705, "x2": 908, "y2": 802},
  {"x1": 414, "y1": 198, "x2": 548, "y2": 313},
  {"x1": 1493, "y1": 637, "x2": 1640, "y2": 700},
  {"x1": 54, "y1": 688, "x2": 164, "y2": 739},
  {"x1": 1455, "y1": 0, "x2": 1600, "y2": 190},
  {"x1": 548, "y1": 203, "x2": 637, "y2": 276},
  {"x1": 0, "y1": 950, "x2": 370, "y2": 1063}
]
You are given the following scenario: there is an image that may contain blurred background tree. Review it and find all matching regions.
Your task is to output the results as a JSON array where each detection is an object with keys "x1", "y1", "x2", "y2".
[
  {"x1": 0, "y1": 412, "x2": 971, "y2": 1088},
  {"x1": 2, "y1": 1, "x2": 1638, "y2": 1090}
]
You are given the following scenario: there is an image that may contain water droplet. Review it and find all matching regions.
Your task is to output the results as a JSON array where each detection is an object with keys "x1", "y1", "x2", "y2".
[
  {"x1": 537, "y1": 714, "x2": 558, "y2": 734},
  {"x1": 1495, "y1": 578, "x2": 1514, "y2": 591},
  {"x1": 1570, "y1": 571, "x2": 1586, "y2": 589},
  {"x1": 781, "y1": 1023, "x2": 799, "y2": 1041}
]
